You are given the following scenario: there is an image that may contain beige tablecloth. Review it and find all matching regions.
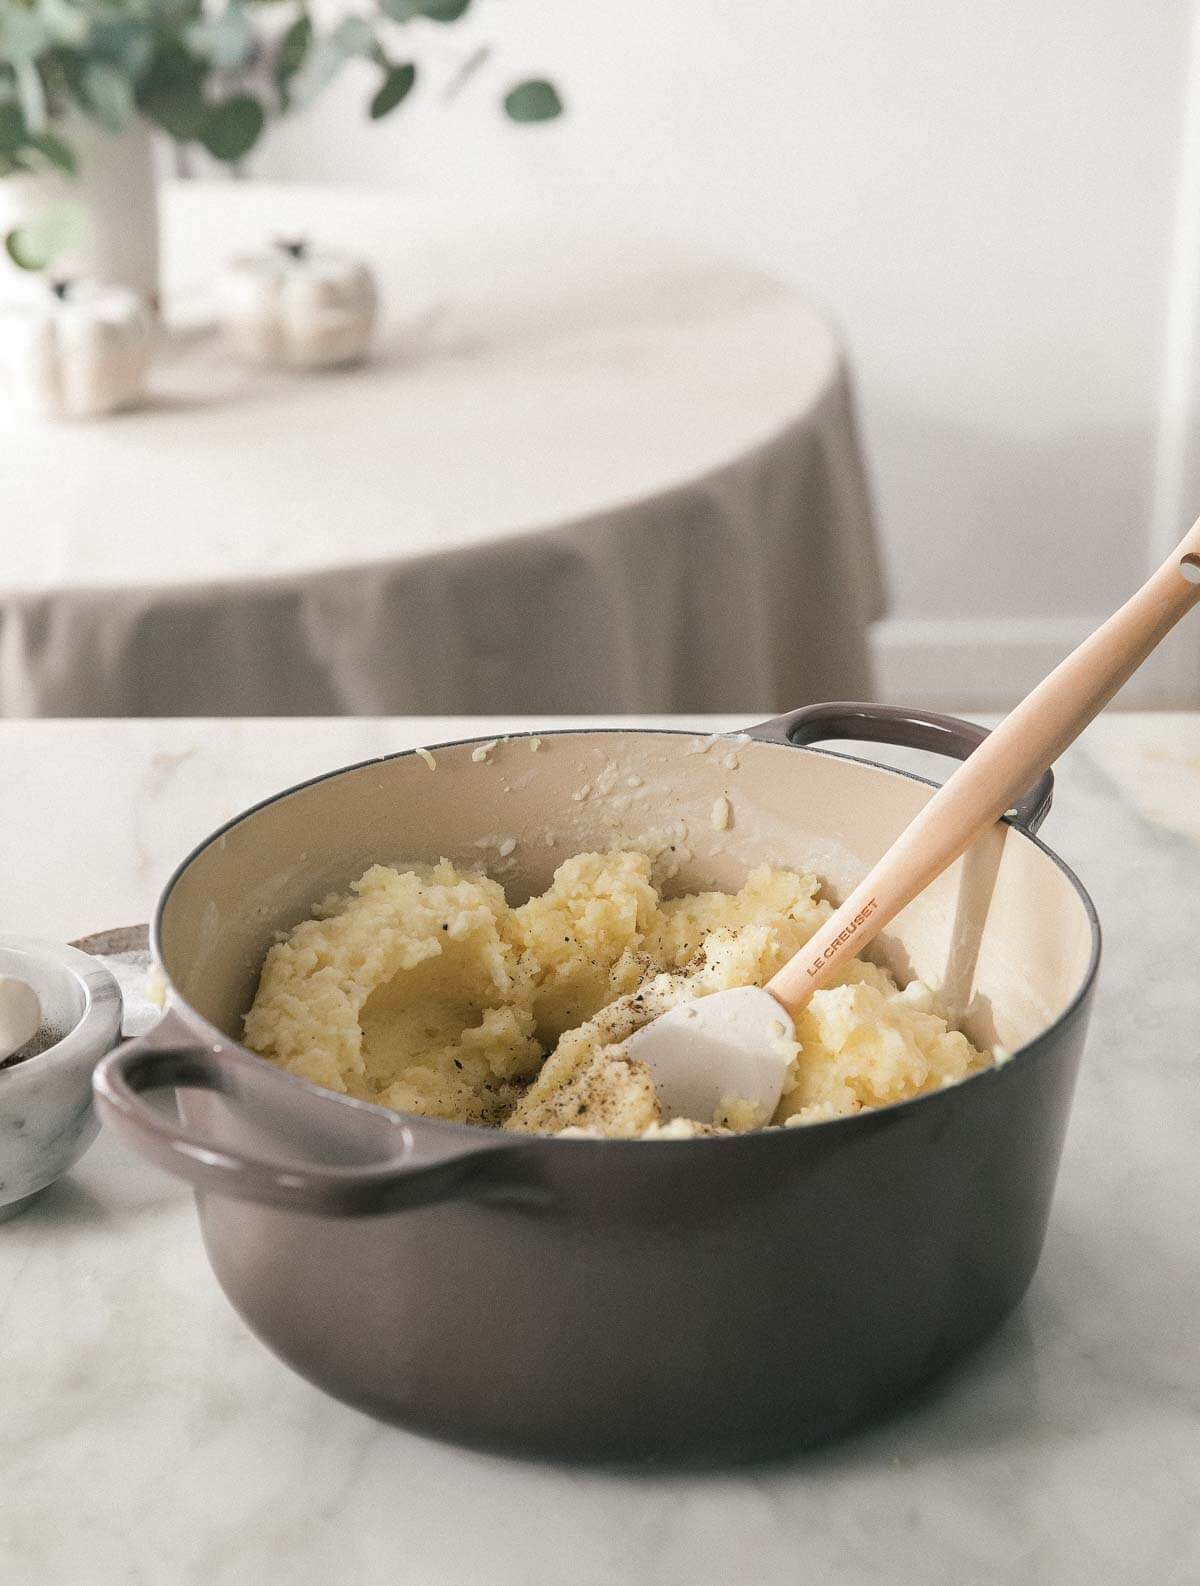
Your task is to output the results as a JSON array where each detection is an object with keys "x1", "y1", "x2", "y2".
[{"x1": 0, "y1": 184, "x2": 884, "y2": 716}]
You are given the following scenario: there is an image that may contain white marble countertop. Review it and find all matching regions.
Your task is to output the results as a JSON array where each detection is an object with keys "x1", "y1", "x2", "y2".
[{"x1": 2, "y1": 713, "x2": 1199, "y2": 1585}]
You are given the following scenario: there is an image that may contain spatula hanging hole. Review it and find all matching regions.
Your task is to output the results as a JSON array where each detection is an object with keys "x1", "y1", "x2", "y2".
[{"x1": 1181, "y1": 553, "x2": 1200, "y2": 583}]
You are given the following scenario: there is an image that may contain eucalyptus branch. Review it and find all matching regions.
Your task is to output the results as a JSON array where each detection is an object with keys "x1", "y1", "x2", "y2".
[{"x1": 0, "y1": 0, "x2": 562, "y2": 182}]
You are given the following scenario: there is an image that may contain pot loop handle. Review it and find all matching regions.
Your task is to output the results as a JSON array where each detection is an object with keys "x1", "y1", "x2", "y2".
[
  {"x1": 93, "y1": 1028, "x2": 523, "y2": 1218},
  {"x1": 747, "y1": 702, "x2": 1054, "y2": 834}
]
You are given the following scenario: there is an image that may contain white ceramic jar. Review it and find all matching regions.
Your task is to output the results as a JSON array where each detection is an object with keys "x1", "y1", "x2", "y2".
[
  {"x1": 0, "y1": 279, "x2": 153, "y2": 420},
  {"x1": 216, "y1": 239, "x2": 378, "y2": 370}
]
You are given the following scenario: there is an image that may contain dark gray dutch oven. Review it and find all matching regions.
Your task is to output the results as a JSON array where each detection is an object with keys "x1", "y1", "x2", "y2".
[{"x1": 94, "y1": 703, "x2": 1099, "y2": 1463}]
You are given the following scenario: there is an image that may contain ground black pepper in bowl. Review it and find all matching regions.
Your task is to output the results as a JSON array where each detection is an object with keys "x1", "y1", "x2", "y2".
[{"x1": 0, "y1": 1024, "x2": 67, "y2": 1072}]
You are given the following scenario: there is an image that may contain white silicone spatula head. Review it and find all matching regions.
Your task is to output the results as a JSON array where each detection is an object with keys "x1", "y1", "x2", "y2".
[
  {"x1": 630, "y1": 515, "x2": 1200, "y2": 1124},
  {"x1": 627, "y1": 986, "x2": 795, "y2": 1125},
  {"x1": 0, "y1": 975, "x2": 42, "y2": 1062}
]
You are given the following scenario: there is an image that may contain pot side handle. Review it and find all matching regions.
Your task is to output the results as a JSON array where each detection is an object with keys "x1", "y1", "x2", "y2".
[
  {"x1": 93, "y1": 1030, "x2": 522, "y2": 1217},
  {"x1": 747, "y1": 702, "x2": 1054, "y2": 834}
]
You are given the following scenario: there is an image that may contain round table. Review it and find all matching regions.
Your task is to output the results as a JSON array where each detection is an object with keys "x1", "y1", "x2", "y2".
[{"x1": 0, "y1": 183, "x2": 884, "y2": 717}]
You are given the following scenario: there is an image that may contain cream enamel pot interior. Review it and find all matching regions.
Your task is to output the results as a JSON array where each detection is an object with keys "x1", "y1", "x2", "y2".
[{"x1": 94, "y1": 704, "x2": 1099, "y2": 1463}]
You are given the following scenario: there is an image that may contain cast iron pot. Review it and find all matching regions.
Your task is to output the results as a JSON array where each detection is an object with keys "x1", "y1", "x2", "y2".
[{"x1": 93, "y1": 703, "x2": 1099, "y2": 1464}]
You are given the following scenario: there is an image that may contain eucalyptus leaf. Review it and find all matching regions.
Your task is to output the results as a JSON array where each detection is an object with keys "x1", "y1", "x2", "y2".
[
  {"x1": 442, "y1": 42, "x2": 489, "y2": 102},
  {"x1": 27, "y1": 128, "x2": 76, "y2": 173},
  {"x1": 40, "y1": 0, "x2": 90, "y2": 50},
  {"x1": 0, "y1": 101, "x2": 25, "y2": 157},
  {"x1": 16, "y1": 59, "x2": 48, "y2": 131},
  {"x1": 82, "y1": 60, "x2": 135, "y2": 132},
  {"x1": 90, "y1": 20, "x2": 157, "y2": 83},
  {"x1": 4, "y1": 199, "x2": 86, "y2": 272},
  {"x1": 502, "y1": 78, "x2": 562, "y2": 123},
  {"x1": 186, "y1": 5, "x2": 253, "y2": 72},
  {"x1": 200, "y1": 93, "x2": 264, "y2": 162},
  {"x1": 329, "y1": 16, "x2": 377, "y2": 58},
  {"x1": 4, "y1": 229, "x2": 39, "y2": 270},
  {"x1": 141, "y1": 0, "x2": 202, "y2": 21},
  {"x1": 140, "y1": 79, "x2": 207, "y2": 141},
  {"x1": 273, "y1": 14, "x2": 312, "y2": 85},
  {"x1": 369, "y1": 61, "x2": 415, "y2": 119},
  {"x1": 137, "y1": 45, "x2": 209, "y2": 141},
  {"x1": 380, "y1": 0, "x2": 470, "y2": 20},
  {"x1": 293, "y1": 16, "x2": 374, "y2": 103},
  {"x1": 0, "y1": 6, "x2": 51, "y2": 65},
  {"x1": 137, "y1": 42, "x2": 207, "y2": 97}
]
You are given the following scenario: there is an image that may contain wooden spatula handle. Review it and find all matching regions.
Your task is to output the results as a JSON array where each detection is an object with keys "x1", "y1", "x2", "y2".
[{"x1": 766, "y1": 516, "x2": 1200, "y2": 1017}]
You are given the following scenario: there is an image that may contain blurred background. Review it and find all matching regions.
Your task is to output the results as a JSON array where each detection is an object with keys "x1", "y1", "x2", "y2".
[{"x1": 3, "y1": 0, "x2": 1198, "y2": 716}]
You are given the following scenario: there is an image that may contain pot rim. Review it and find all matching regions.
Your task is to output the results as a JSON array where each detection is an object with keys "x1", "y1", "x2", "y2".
[{"x1": 149, "y1": 725, "x2": 1102, "y2": 1149}]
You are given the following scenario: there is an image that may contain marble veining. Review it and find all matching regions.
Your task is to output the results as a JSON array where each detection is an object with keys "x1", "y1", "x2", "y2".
[{"x1": 0, "y1": 713, "x2": 1198, "y2": 1585}]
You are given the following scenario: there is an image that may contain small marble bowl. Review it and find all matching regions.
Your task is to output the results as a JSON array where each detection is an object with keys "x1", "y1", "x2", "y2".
[{"x1": 0, "y1": 938, "x2": 122, "y2": 1221}]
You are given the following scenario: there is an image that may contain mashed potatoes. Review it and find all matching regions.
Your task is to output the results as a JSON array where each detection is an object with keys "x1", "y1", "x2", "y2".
[{"x1": 243, "y1": 852, "x2": 989, "y2": 1137}]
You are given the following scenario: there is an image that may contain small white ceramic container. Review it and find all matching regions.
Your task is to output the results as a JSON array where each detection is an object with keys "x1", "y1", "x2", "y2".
[
  {"x1": 215, "y1": 240, "x2": 378, "y2": 370},
  {"x1": 0, "y1": 939, "x2": 122, "y2": 1221},
  {"x1": 0, "y1": 281, "x2": 153, "y2": 420}
]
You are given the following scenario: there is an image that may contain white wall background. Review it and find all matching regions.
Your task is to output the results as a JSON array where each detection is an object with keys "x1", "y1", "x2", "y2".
[{"x1": 254, "y1": 0, "x2": 1200, "y2": 705}]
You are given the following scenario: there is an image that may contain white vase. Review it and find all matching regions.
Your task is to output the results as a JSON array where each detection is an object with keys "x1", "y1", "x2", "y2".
[{"x1": 0, "y1": 118, "x2": 159, "y2": 306}]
